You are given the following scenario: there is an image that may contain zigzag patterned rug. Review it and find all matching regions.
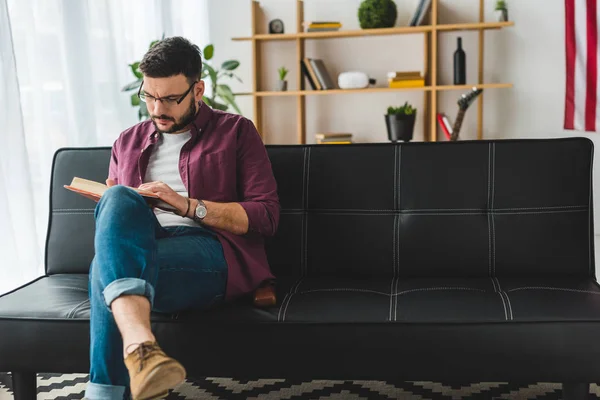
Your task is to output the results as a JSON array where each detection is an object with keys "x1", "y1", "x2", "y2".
[{"x1": 1, "y1": 373, "x2": 600, "y2": 399}]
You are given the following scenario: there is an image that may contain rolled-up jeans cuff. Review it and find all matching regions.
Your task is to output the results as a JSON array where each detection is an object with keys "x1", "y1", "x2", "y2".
[
  {"x1": 85, "y1": 381, "x2": 126, "y2": 400},
  {"x1": 103, "y1": 278, "x2": 155, "y2": 311}
]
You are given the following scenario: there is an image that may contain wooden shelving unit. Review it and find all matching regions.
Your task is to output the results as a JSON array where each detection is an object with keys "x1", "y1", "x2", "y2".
[{"x1": 233, "y1": 0, "x2": 514, "y2": 144}]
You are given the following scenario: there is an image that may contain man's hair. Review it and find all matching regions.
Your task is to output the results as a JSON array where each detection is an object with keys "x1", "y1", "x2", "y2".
[{"x1": 139, "y1": 36, "x2": 202, "y2": 83}]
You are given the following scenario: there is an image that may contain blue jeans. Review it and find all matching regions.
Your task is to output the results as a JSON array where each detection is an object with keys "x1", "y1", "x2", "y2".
[{"x1": 84, "y1": 186, "x2": 227, "y2": 400}]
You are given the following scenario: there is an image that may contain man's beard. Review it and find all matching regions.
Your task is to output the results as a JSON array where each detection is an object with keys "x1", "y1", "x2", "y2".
[{"x1": 151, "y1": 99, "x2": 197, "y2": 134}]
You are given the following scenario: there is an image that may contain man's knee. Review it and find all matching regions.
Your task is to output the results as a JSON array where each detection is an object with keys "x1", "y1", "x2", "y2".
[{"x1": 97, "y1": 185, "x2": 146, "y2": 214}]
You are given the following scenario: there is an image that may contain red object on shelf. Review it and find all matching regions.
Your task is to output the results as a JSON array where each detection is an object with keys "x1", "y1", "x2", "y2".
[{"x1": 437, "y1": 113, "x2": 451, "y2": 140}]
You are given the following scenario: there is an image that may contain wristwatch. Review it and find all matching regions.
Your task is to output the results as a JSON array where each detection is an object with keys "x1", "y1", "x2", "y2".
[{"x1": 193, "y1": 199, "x2": 208, "y2": 222}]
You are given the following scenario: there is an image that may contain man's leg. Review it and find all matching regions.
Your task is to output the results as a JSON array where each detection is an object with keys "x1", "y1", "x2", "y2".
[
  {"x1": 85, "y1": 186, "x2": 227, "y2": 400},
  {"x1": 85, "y1": 186, "x2": 162, "y2": 400}
]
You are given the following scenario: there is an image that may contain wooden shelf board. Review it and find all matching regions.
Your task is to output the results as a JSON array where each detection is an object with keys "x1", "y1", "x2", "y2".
[
  {"x1": 436, "y1": 83, "x2": 513, "y2": 90},
  {"x1": 236, "y1": 87, "x2": 435, "y2": 96},
  {"x1": 234, "y1": 83, "x2": 512, "y2": 97},
  {"x1": 437, "y1": 21, "x2": 514, "y2": 32},
  {"x1": 232, "y1": 21, "x2": 514, "y2": 41}
]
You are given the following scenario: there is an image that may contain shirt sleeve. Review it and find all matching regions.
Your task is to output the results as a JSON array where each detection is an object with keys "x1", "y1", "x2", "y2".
[
  {"x1": 236, "y1": 118, "x2": 280, "y2": 237},
  {"x1": 108, "y1": 140, "x2": 119, "y2": 185}
]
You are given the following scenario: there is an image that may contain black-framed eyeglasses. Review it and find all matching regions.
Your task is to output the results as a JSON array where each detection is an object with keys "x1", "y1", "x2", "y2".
[{"x1": 138, "y1": 80, "x2": 197, "y2": 107}]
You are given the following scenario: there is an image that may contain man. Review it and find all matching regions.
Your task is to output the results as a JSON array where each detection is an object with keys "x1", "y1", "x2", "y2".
[{"x1": 84, "y1": 36, "x2": 280, "y2": 400}]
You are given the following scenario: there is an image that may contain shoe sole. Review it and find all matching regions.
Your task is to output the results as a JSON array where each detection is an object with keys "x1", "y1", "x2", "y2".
[{"x1": 134, "y1": 362, "x2": 187, "y2": 400}]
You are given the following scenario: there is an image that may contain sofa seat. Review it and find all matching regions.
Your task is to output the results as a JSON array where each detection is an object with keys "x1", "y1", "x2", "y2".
[
  {"x1": 4, "y1": 274, "x2": 600, "y2": 324},
  {"x1": 3, "y1": 275, "x2": 600, "y2": 382}
]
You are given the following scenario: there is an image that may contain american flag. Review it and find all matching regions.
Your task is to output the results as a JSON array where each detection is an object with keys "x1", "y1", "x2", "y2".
[{"x1": 565, "y1": 0, "x2": 600, "y2": 132}]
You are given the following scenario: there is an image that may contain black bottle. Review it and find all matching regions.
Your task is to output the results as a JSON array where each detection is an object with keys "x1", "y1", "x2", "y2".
[{"x1": 454, "y1": 37, "x2": 466, "y2": 85}]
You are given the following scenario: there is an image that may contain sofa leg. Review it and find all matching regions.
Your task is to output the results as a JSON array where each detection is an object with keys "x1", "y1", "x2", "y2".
[
  {"x1": 12, "y1": 372, "x2": 36, "y2": 400},
  {"x1": 563, "y1": 383, "x2": 590, "y2": 400}
]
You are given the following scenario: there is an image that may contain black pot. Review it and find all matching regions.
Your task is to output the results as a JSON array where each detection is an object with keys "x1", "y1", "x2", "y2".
[{"x1": 385, "y1": 112, "x2": 416, "y2": 142}]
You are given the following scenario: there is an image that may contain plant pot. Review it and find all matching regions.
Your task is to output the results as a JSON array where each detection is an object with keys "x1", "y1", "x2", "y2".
[
  {"x1": 385, "y1": 113, "x2": 416, "y2": 142},
  {"x1": 495, "y1": 8, "x2": 508, "y2": 22},
  {"x1": 277, "y1": 80, "x2": 288, "y2": 91}
]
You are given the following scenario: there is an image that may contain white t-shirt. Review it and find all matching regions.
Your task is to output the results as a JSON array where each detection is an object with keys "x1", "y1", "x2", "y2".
[{"x1": 144, "y1": 130, "x2": 201, "y2": 228}]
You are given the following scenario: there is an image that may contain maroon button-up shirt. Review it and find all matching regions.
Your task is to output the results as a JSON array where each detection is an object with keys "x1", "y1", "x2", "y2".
[{"x1": 108, "y1": 102, "x2": 280, "y2": 301}]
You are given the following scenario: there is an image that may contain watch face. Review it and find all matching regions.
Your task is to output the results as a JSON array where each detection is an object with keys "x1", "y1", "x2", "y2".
[
  {"x1": 196, "y1": 203, "x2": 207, "y2": 219},
  {"x1": 269, "y1": 19, "x2": 284, "y2": 34}
]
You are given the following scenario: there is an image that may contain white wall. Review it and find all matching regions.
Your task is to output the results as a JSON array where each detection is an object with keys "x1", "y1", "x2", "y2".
[{"x1": 209, "y1": 0, "x2": 600, "y2": 251}]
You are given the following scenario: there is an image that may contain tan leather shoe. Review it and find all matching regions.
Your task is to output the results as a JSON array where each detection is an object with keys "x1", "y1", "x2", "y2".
[{"x1": 124, "y1": 341, "x2": 186, "y2": 400}]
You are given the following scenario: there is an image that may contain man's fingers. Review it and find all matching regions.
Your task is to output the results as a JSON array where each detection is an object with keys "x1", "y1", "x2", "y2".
[{"x1": 106, "y1": 178, "x2": 116, "y2": 187}]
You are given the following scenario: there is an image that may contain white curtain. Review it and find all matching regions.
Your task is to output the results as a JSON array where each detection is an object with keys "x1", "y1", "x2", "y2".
[{"x1": 1, "y1": 0, "x2": 210, "y2": 295}]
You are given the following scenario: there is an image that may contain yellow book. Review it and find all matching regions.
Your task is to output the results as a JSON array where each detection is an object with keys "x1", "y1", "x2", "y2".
[
  {"x1": 309, "y1": 23, "x2": 342, "y2": 28},
  {"x1": 317, "y1": 141, "x2": 353, "y2": 145},
  {"x1": 388, "y1": 79, "x2": 425, "y2": 88}
]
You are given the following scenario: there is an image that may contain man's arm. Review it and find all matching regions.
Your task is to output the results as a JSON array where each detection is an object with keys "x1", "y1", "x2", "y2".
[
  {"x1": 187, "y1": 118, "x2": 279, "y2": 236},
  {"x1": 141, "y1": 118, "x2": 279, "y2": 237},
  {"x1": 185, "y1": 199, "x2": 249, "y2": 236}
]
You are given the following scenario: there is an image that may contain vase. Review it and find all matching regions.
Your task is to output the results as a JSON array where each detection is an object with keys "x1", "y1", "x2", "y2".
[
  {"x1": 495, "y1": 9, "x2": 508, "y2": 22},
  {"x1": 385, "y1": 113, "x2": 416, "y2": 142},
  {"x1": 277, "y1": 80, "x2": 288, "y2": 91}
]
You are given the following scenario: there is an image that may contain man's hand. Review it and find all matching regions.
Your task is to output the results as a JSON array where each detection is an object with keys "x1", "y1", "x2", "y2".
[
  {"x1": 106, "y1": 179, "x2": 116, "y2": 187},
  {"x1": 138, "y1": 181, "x2": 188, "y2": 216}
]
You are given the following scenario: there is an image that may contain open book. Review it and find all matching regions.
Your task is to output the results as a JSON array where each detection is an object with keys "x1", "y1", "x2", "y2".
[{"x1": 64, "y1": 177, "x2": 179, "y2": 213}]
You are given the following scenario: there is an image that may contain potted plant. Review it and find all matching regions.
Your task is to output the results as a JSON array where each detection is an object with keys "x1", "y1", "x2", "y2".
[
  {"x1": 385, "y1": 102, "x2": 416, "y2": 142},
  {"x1": 278, "y1": 66, "x2": 289, "y2": 91},
  {"x1": 495, "y1": 0, "x2": 508, "y2": 22},
  {"x1": 358, "y1": 0, "x2": 397, "y2": 29}
]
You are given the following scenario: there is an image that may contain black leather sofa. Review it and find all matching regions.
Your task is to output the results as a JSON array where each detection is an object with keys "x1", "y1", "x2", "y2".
[{"x1": 1, "y1": 138, "x2": 599, "y2": 400}]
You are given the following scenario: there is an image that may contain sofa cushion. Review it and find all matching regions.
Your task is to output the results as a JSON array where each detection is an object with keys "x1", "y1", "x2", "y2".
[{"x1": 3, "y1": 274, "x2": 600, "y2": 381}]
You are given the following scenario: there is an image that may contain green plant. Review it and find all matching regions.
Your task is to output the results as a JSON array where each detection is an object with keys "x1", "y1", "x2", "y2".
[
  {"x1": 121, "y1": 37, "x2": 164, "y2": 121},
  {"x1": 278, "y1": 66, "x2": 289, "y2": 81},
  {"x1": 358, "y1": 0, "x2": 397, "y2": 29},
  {"x1": 387, "y1": 102, "x2": 416, "y2": 116},
  {"x1": 122, "y1": 38, "x2": 243, "y2": 120},
  {"x1": 200, "y1": 44, "x2": 243, "y2": 114},
  {"x1": 495, "y1": 0, "x2": 507, "y2": 10}
]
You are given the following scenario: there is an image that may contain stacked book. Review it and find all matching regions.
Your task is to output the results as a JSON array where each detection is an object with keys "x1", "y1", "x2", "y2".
[
  {"x1": 387, "y1": 71, "x2": 425, "y2": 88},
  {"x1": 409, "y1": 0, "x2": 432, "y2": 26},
  {"x1": 301, "y1": 58, "x2": 336, "y2": 90},
  {"x1": 304, "y1": 21, "x2": 342, "y2": 32},
  {"x1": 316, "y1": 133, "x2": 353, "y2": 144}
]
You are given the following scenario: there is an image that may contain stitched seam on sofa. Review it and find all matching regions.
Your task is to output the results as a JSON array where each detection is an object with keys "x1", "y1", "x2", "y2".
[
  {"x1": 302, "y1": 147, "x2": 307, "y2": 210},
  {"x1": 490, "y1": 277, "x2": 495, "y2": 291},
  {"x1": 66, "y1": 298, "x2": 89, "y2": 319},
  {"x1": 51, "y1": 286, "x2": 89, "y2": 292},
  {"x1": 394, "y1": 213, "x2": 401, "y2": 321},
  {"x1": 295, "y1": 287, "x2": 486, "y2": 296},
  {"x1": 305, "y1": 147, "x2": 311, "y2": 276},
  {"x1": 494, "y1": 277, "x2": 513, "y2": 320},
  {"x1": 497, "y1": 291, "x2": 508, "y2": 320},
  {"x1": 300, "y1": 288, "x2": 390, "y2": 296},
  {"x1": 394, "y1": 145, "x2": 397, "y2": 211},
  {"x1": 507, "y1": 287, "x2": 600, "y2": 294},
  {"x1": 54, "y1": 209, "x2": 96, "y2": 212},
  {"x1": 388, "y1": 215, "x2": 398, "y2": 321},
  {"x1": 393, "y1": 287, "x2": 486, "y2": 295},
  {"x1": 503, "y1": 291, "x2": 514, "y2": 319},
  {"x1": 590, "y1": 145, "x2": 593, "y2": 276},
  {"x1": 488, "y1": 143, "x2": 492, "y2": 279},
  {"x1": 303, "y1": 207, "x2": 588, "y2": 214},
  {"x1": 492, "y1": 143, "x2": 496, "y2": 278},
  {"x1": 494, "y1": 209, "x2": 587, "y2": 215},
  {"x1": 52, "y1": 212, "x2": 95, "y2": 215},
  {"x1": 281, "y1": 277, "x2": 304, "y2": 322},
  {"x1": 394, "y1": 147, "x2": 401, "y2": 321},
  {"x1": 493, "y1": 277, "x2": 508, "y2": 320},
  {"x1": 277, "y1": 279, "x2": 301, "y2": 322}
]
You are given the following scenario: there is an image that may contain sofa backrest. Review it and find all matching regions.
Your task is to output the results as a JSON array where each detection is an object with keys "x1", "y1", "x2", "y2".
[{"x1": 46, "y1": 139, "x2": 595, "y2": 280}]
